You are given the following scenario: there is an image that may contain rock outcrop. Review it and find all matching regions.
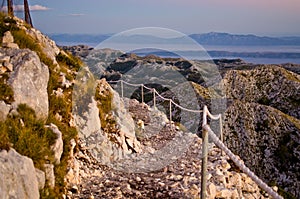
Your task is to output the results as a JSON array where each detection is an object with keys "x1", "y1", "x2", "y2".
[
  {"x1": 13, "y1": 17, "x2": 60, "y2": 66},
  {"x1": 1, "y1": 48, "x2": 50, "y2": 120},
  {"x1": 73, "y1": 76, "x2": 141, "y2": 166},
  {"x1": 224, "y1": 65, "x2": 300, "y2": 119},
  {"x1": 2, "y1": 31, "x2": 19, "y2": 49},
  {"x1": 224, "y1": 100, "x2": 300, "y2": 197},
  {"x1": 0, "y1": 149, "x2": 40, "y2": 199}
]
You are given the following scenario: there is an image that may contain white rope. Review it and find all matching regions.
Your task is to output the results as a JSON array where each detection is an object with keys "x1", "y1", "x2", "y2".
[
  {"x1": 143, "y1": 85, "x2": 154, "y2": 91},
  {"x1": 171, "y1": 100, "x2": 203, "y2": 113},
  {"x1": 204, "y1": 124, "x2": 283, "y2": 199},
  {"x1": 153, "y1": 89, "x2": 169, "y2": 101},
  {"x1": 108, "y1": 80, "x2": 203, "y2": 114}
]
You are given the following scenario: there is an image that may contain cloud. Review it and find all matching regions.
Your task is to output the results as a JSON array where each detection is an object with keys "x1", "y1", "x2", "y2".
[
  {"x1": 0, "y1": 5, "x2": 50, "y2": 12},
  {"x1": 29, "y1": 5, "x2": 50, "y2": 11},
  {"x1": 68, "y1": 13, "x2": 86, "y2": 17},
  {"x1": 58, "y1": 13, "x2": 86, "y2": 17}
]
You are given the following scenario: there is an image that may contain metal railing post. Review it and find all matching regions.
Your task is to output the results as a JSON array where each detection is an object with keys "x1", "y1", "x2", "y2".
[
  {"x1": 153, "y1": 89, "x2": 156, "y2": 109},
  {"x1": 141, "y1": 85, "x2": 144, "y2": 105},
  {"x1": 201, "y1": 126, "x2": 208, "y2": 199},
  {"x1": 219, "y1": 116, "x2": 224, "y2": 156},
  {"x1": 169, "y1": 99, "x2": 172, "y2": 122},
  {"x1": 121, "y1": 80, "x2": 124, "y2": 98},
  {"x1": 201, "y1": 106, "x2": 208, "y2": 199}
]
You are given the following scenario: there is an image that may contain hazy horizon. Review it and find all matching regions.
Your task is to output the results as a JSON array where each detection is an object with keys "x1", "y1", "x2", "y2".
[{"x1": 47, "y1": 31, "x2": 300, "y2": 38}]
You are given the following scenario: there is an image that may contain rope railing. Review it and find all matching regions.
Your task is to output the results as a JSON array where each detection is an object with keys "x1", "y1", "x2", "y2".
[
  {"x1": 107, "y1": 79, "x2": 283, "y2": 199},
  {"x1": 108, "y1": 79, "x2": 203, "y2": 122},
  {"x1": 204, "y1": 124, "x2": 283, "y2": 199},
  {"x1": 201, "y1": 105, "x2": 283, "y2": 199}
]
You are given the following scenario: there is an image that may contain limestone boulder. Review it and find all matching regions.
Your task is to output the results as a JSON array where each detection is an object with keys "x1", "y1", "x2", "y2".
[
  {"x1": 3, "y1": 48, "x2": 50, "y2": 120},
  {"x1": 73, "y1": 72, "x2": 141, "y2": 165},
  {"x1": 46, "y1": 123, "x2": 63, "y2": 164},
  {"x1": 96, "y1": 78, "x2": 141, "y2": 153},
  {"x1": 2, "y1": 31, "x2": 19, "y2": 49},
  {"x1": 74, "y1": 97, "x2": 102, "y2": 142},
  {"x1": 0, "y1": 149, "x2": 40, "y2": 199}
]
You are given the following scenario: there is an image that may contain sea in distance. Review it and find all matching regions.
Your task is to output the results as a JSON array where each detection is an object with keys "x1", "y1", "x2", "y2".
[{"x1": 57, "y1": 41, "x2": 300, "y2": 64}]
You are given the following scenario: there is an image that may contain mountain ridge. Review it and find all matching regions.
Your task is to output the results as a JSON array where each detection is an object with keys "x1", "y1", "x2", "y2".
[{"x1": 48, "y1": 32, "x2": 300, "y2": 46}]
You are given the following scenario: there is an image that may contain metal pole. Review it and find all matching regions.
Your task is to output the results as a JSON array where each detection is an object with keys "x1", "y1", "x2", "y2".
[
  {"x1": 201, "y1": 127, "x2": 208, "y2": 199},
  {"x1": 219, "y1": 116, "x2": 224, "y2": 156},
  {"x1": 24, "y1": 0, "x2": 33, "y2": 27},
  {"x1": 7, "y1": 0, "x2": 13, "y2": 16},
  {"x1": 121, "y1": 80, "x2": 124, "y2": 98}
]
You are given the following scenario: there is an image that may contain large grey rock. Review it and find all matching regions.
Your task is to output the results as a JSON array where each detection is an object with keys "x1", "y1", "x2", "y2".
[
  {"x1": 0, "y1": 149, "x2": 39, "y2": 199},
  {"x1": 5, "y1": 48, "x2": 49, "y2": 120},
  {"x1": 46, "y1": 123, "x2": 63, "y2": 164},
  {"x1": 96, "y1": 78, "x2": 141, "y2": 153},
  {"x1": 2, "y1": 31, "x2": 14, "y2": 44},
  {"x1": 73, "y1": 75, "x2": 141, "y2": 166},
  {"x1": 74, "y1": 97, "x2": 102, "y2": 142}
]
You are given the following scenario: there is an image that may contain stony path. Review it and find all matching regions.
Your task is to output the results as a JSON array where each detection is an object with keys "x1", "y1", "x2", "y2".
[{"x1": 65, "y1": 99, "x2": 270, "y2": 199}]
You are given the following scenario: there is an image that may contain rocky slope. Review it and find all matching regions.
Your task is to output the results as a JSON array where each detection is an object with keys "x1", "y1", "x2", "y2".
[
  {"x1": 66, "y1": 95, "x2": 272, "y2": 199},
  {"x1": 222, "y1": 69, "x2": 300, "y2": 198}
]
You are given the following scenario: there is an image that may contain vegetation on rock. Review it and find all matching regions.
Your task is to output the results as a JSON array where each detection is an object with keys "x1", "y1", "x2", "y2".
[
  {"x1": 0, "y1": 13, "x2": 84, "y2": 198},
  {"x1": 0, "y1": 73, "x2": 14, "y2": 103},
  {"x1": 0, "y1": 104, "x2": 55, "y2": 169}
]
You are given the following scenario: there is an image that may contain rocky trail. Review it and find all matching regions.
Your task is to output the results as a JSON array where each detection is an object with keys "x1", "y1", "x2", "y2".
[{"x1": 66, "y1": 99, "x2": 270, "y2": 199}]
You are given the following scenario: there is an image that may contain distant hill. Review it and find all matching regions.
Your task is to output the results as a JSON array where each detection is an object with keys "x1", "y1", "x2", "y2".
[
  {"x1": 48, "y1": 32, "x2": 300, "y2": 46},
  {"x1": 189, "y1": 32, "x2": 300, "y2": 46}
]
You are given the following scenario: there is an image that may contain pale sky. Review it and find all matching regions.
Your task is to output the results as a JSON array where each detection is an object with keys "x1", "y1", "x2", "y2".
[{"x1": 14, "y1": 0, "x2": 300, "y2": 36}]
